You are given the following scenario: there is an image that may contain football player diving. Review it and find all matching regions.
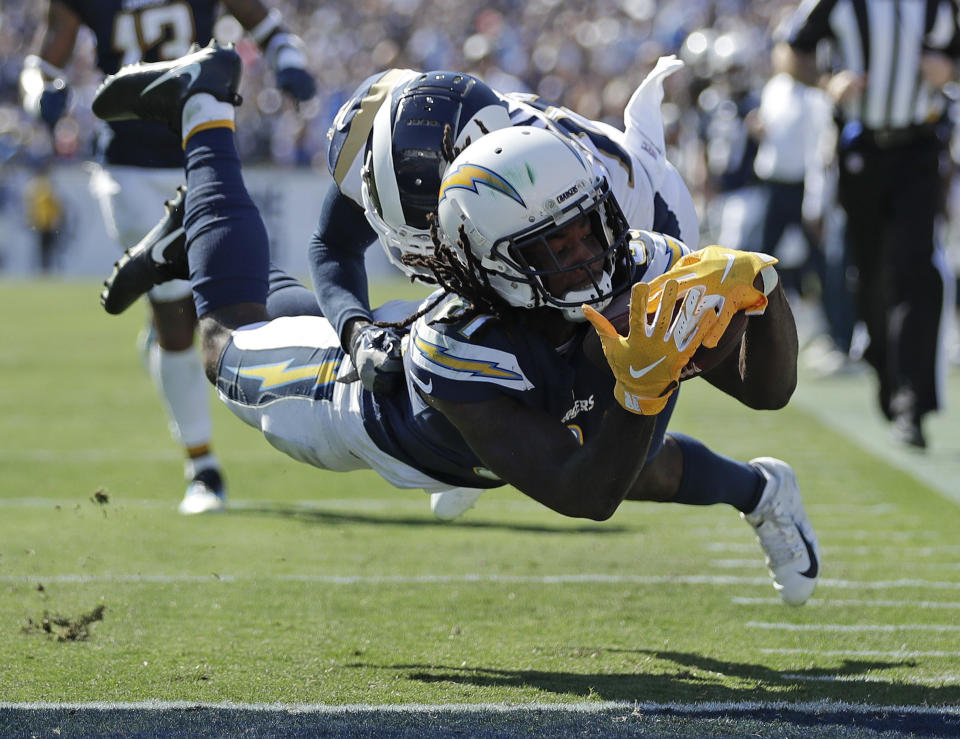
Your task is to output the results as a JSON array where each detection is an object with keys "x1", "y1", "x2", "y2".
[
  {"x1": 91, "y1": 42, "x2": 821, "y2": 606},
  {"x1": 315, "y1": 59, "x2": 699, "y2": 397},
  {"x1": 103, "y1": 56, "x2": 699, "y2": 518}
]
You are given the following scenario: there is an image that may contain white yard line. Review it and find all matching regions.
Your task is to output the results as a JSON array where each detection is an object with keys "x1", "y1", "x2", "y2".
[
  {"x1": 804, "y1": 503, "x2": 900, "y2": 514},
  {"x1": 691, "y1": 527, "x2": 938, "y2": 542},
  {"x1": 3, "y1": 573, "x2": 960, "y2": 589},
  {"x1": 712, "y1": 558, "x2": 960, "y2": 570},
  {"x1": 0, "y1": 497, "x2": 433, "y2": 510},
  {"x1": 711, "y1": 543, "x2": 960, "y2": 554},
  {"x1": 762, "y1": 648, "x2": 960, "y2": 657},
  {"x1": 0, "y1": 699, "x2": 958, "y2": 715},
  {"x1": 779, "y1": 673, "x2": 960, "y2": 685},
  {"x1": 748, "y1": 621, "x2": 960, "y2": 632},
  {"x1": 733, "y1": 596, "x2": 960, "y2": 608}
]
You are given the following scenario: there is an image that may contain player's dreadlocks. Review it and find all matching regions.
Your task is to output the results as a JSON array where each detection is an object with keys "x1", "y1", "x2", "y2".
[
  {"x1": 441, "y1": 120, "x2": 490, "y2": 164},
  {"x1": 374, "y1": 216, "x2": 516, "y2": 332},
  {"x1": 427, "y1": 219, "x2": 516, "y2": 321}
]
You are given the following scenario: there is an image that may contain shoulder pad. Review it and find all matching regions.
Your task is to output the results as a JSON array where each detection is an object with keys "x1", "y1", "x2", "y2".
[
  {"x1": 628, "y1": 229, "x2": 691, "y2": 282},
  {"x1": 410, "y1": 316, "x2": 534, "y2": 393}
]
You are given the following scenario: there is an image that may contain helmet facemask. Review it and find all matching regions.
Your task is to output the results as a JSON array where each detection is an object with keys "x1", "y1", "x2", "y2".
[
  {"x1": 361, "y1": 148, "x2": 437, "y2": 282},
  {"x1": 435, "y1": 126, "x2": 634, "y2": 323},
  {"x1": 486, "y1": 185, "x2": 630, "y2": 321}
]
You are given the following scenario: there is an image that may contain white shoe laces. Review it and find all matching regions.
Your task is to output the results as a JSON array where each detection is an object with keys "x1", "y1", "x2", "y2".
[{"x1": 753, "y1": 498, "x2": 806, "y2": 567}]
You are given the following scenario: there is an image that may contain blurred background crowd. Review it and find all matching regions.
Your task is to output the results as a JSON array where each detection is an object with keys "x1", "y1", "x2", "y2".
[
  {"x1": 1, "y1": 0, "x2": 959, "y2": 368},
  {"x1": 1, "y1": 0, "x2": 787, "y2": 169}
]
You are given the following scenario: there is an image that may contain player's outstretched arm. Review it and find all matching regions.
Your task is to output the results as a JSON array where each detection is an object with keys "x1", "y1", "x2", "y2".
[
  {"x1": 308, "y1": 187, "x2": 377, "y2": 339},
  {"x1": 699, "y1": 281, "x2": 799, "y2": 409}
]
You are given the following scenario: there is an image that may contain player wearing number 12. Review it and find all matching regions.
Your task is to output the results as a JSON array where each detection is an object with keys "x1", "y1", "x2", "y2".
[{"x1": 20, "y1": 0, "x2": 315, "y2": 514}]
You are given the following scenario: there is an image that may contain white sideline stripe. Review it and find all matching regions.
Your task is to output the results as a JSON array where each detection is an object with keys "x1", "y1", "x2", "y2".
[
  {"x1": 0, "y1": 450, "x2": 183, "y2": 463},
  {"x1": 0, "y1": 450, "x2": 294, "y2": 463},
  {"x1": 711, "y1": 559, "x2": 773, "y2": 568},
  {"x1": 748, "y1": 621, "x2": 960, "y2": 632},
  {"x1": 0, "y1": 497, "x2": 434, "y2": 511},
  {"x1": 3, "y1": 573, "x2": 960, "y2": 589},
  {"x1": 763, "y1": 648, "x2": 960, "y2": 657},
  {"x1": 1, "y1": 699, "x2": 958, "y2": 716},
  {"x1": 792, "y1": 370, "x2": 960, "y2": 506},
  {"x1": 780, "y1": 673, "x2": 960, "y2": 685},
  {"x1": 733, "y1": 597, "x2": 960, "y2": 609},
  {"x1": 836, "y1": 530, "x2": 949, "y2": 542},
  {"x1": 0, "y1": 574, "x2": 775, "y2": 585},
  {"x1": 0, "y1": 496, "x2": 610, "y2": 514}
]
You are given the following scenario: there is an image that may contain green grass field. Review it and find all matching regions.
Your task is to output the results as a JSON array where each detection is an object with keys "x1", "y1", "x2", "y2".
[{"x1": 1, "y1": 280, "x2": 959, "y2": 737}]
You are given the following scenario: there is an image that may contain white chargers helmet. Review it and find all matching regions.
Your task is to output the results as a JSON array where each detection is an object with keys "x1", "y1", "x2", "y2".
[
  {"x1": 360, "y1": 70, "x2": 511, "y2": 282},
  {"x1": 436, "y1": 126, "x2": 632, "y2": 321}
]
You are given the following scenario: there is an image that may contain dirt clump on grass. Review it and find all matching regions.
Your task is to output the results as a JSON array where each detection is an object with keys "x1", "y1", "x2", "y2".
[{"x1": 22, "y1": 604, "x2": 105, "y2": 642}]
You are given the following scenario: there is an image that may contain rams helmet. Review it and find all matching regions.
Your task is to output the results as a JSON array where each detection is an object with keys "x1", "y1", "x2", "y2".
[{"x1": 361, "y1": 71, "x2": 511, "y2": 281}]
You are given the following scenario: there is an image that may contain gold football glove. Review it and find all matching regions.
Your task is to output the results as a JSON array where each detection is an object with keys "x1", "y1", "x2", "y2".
[
  {"x1": 583, "y1": 279, "x2": 719, "y2": 415},
  {"x1": 644, "y1": 246, "x2": 779, "y2": 347}
]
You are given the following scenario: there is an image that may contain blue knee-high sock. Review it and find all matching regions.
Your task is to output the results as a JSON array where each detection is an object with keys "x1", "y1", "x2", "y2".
[
  {"x1": 671, "y1": 432, "x2": 765, "y2": 513},
  {"x1": 183, "y1": 128, "x2": 269, "y2": 317}
]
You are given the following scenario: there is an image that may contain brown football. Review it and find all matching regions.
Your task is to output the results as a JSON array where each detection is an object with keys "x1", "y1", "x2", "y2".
[{"x1": 599, "y1": 288, "x2": 749, "y2": 381}]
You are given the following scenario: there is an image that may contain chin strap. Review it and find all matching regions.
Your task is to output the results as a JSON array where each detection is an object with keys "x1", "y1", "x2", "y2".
[{"x1": 558, "y1": 273, "x2": 613, "y2": 322}]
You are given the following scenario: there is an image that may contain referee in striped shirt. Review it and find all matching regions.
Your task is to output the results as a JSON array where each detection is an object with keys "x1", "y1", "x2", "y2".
[{"x1": 783, "y1": 0, "x2": 959, "y2": 449}]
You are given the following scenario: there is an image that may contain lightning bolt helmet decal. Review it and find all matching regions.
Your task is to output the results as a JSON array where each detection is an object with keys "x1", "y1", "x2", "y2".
[{"x1": 439, "y1": 164, "x2": 526, "y2": 207}]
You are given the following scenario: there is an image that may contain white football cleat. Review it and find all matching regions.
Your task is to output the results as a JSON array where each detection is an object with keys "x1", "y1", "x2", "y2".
[
  {"x1": 430, "y1": 488, "x2": 483, "y2": 521},
  {"x1": 743, "y1": 457, "x2": 820, "y2": 606},
  {"x1": 178, "y1": 468, "x2": 226, "y2": 515}
]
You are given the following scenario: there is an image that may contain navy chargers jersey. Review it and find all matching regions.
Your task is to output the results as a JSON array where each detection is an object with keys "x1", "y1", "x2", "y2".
[
  {"x1": 61, "y1": 0, "x2": 218, "y2": 167},
  {"x1": 363, "y1": 231, "x2": 690, "y2": 489}
]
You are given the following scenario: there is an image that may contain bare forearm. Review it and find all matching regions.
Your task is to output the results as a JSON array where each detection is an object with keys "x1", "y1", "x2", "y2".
[
  {"x1": 540, "y1": 406, "x2": 659, "y2": 519},
  {"x1": 705, "y1": 284, "x2": 797, "y2": 408}
]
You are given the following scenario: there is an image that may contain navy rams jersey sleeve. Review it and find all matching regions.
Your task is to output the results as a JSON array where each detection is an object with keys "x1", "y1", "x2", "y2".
[
  {"x1": 315, "y1": 68, "x2": 420, "y2": 338},
  {"x1": 308, "y1": 185, "x2": 377, "y2": 341},
  {"x1": 61, "y1": 0, "x2": 218, "y2": 167}
]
